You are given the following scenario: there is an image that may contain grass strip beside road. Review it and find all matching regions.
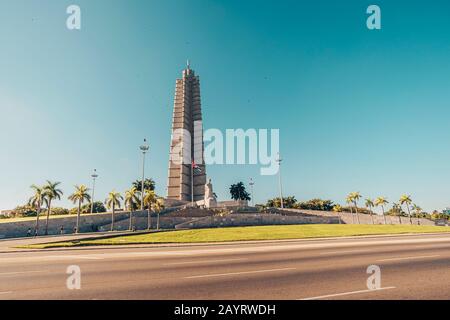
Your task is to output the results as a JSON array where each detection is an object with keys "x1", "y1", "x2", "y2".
[{"x1": 18, "y1": 224, "x2": 450, "y2": 249}]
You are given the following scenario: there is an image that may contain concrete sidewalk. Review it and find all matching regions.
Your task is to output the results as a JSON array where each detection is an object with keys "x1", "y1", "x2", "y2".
[{"x1": 0, "y1": 231, "x2": 133, "y2": 253}]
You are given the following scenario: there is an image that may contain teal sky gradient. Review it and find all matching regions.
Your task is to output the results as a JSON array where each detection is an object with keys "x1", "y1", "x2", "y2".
[{"x1": 1, "y1": 0, "x2": 450, "y2": 212}]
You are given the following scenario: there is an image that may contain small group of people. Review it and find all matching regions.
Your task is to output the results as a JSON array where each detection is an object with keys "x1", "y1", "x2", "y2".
[{"x1": 27, "y1": 225, "x2": 68, "y2": 237}]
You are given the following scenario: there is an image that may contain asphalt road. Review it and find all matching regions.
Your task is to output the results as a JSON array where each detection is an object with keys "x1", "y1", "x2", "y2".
[{"x1": 0, "y1": 233, "x2": 449, "y2": 300}]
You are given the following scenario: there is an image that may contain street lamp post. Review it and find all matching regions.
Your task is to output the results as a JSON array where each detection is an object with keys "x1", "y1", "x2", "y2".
[
  {"x1": 249, "y1": 178, "x2": 255, "y2": 207},
  {"x1": 140, "y1": 139, "x2": 150, "y2": 211},
  {"x1": 90, "y1": 169, "x2": 98, "y2": 214},
  {"x1": 276, "y1": 153, "x2": 284, "y2": 209}
]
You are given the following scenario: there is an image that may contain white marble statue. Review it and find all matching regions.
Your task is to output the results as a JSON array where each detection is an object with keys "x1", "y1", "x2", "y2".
[{"x1": 204, "y1": 178, "x2": 217, "y2": 208}]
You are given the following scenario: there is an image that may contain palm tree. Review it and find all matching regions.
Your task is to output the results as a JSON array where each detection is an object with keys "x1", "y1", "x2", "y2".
[
  {"x1": 346, "y1": 195, "x2": 355, "y2": 224},
  {"x1": 374, "y1": 197, "x2": 389, "y2": 225},
  {"x1": 42, "y1": 181, "x2": 63, "y2": 235},
  {"x1": 392, "y1": 202, "x2": 402, "y2": 224},
  {"x1": 152, "y1": 198, "x2": 165, "y2": 230},
  {"x1": 229, "y1": 182, "x2": 251, "y2": 201},
  {"x1": 332, "y1": 205, "x2": 342, "y2": 224},
  {"x1": 125, "y1": 187, "x2": 140, "y2": 231},
  {"x1": 105, "y1": 191, "x2": 123, "y2": 231},
  {"x1": 68, "y1": 185, "x2": 91, "y2": 234},
  {"x1": 143, "y1": 189, "x2": 156, "y2": 230},
  {"x1": 132, "y1": 178, "x2": 156, "y2": 192},
  {"x1": 412, "y1": 204, "x2": 422, "y2": 225},
  {"x1": 365, "y1": 198, "x2": 375, "y2": 225},
  {"x1": 28, "y1": 184, "x2": 44, "y2": 235},
  {"x1": 400, "y1": 195, "x2": 413, "y2": 225},
  {"x1": 351, "y1": 192, "x2": 362, "y2": 224}
]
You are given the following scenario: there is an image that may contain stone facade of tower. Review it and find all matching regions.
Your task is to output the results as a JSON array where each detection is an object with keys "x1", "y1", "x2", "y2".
[{"x1": 167, "y1": 65, "x2": 206, "y2": 202}]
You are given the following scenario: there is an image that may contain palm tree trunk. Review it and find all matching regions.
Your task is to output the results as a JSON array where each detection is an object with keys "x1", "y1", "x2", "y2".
[
  {"x1": 157, "y1": 211, "x2": 160, "y2": 230},
  {"x1": 382, "y1": 206, "x2": 387, "y2": 225},
  {"x1": 147, "y1": 208, "x2": 151, "y2": 230},
  {"x1": 407, "y1": 206, "x2": 412, "y2": 225},
  {"x1": 45, "y1": 200, "x2": 51, "y2": 235},
  {"x1": 129, "y1": 210, "x2": 133, "y2": 231},
  {"x1": 35, "y1": 202, "x2": 40, "y2": 235},
  {"x1": 76, "y1": 201, "x2": 81, "y2": 234},
  {"x1": 349, "y1": 206, "x2": 354, "y2": 224},
  {"x1": 354, "y1": 204, "x2": 361, "y2": 224},
  {"x1": 111, "y1": 205, "x2": 115, "y2": 232},
  {"x1": 369, "y1": 208, "x2": 374, "y2": 225}
]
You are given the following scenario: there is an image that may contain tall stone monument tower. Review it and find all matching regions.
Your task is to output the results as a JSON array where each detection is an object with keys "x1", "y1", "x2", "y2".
[{"x1": 167, "y1": 62, "x2": 206, "y2": 202}]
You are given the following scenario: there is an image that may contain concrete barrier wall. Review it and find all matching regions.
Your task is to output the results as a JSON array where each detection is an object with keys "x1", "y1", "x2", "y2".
[
  {"x1": 0, "y1": 208, "x2": 204, "y2": 239},
  {"x1": 0, "y1": 211, "x2": 146, "y2": 239},
  {"x1": 282, "y1": 209, "x2": 436, "y2": 226},
  {"x1": 100, "y1": 216, "x2": 197, "y2": 231},
  {"x1": 175, "y1": 213, "x2": 339, "y2": 229}
]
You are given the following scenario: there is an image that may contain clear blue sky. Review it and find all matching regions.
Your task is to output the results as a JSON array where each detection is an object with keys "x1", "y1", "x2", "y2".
[{"x1": 1, "y1": 0, "x2": 450, "y2": 212}]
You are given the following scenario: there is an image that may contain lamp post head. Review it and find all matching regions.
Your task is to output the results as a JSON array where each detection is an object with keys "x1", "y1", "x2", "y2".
[
  {"x1": 140, "y1": 138, "x2": 150, "y2": 153},
  {"x1": 276, "y1": 153, "x2": 282, "y2": 164},
  {"x1": 91, "y1": 169, "x2": 98, "y2": 179}
]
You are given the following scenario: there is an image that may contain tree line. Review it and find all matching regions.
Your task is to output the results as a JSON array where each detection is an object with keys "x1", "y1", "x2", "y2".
[
  {"x1": 263, "y1": 192, "x2": 449, "y2": 224},
  {"x1": 20, "y1": 178, "x2": 164, "y2": 236}
]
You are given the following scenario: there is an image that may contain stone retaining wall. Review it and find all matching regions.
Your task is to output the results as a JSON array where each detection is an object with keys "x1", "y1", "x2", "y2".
[
  {"x1": 0, "y1": 211, "x2": 144, "y2": 239},
  {"x1": 100, "y1": 216, "x2": 197, "y2": 231},
  {"x1": 282, "y1": 209, "x2": 436, "y2": 226},
  {"x1": 174, "y1": 213, "x2": 339, "y2": 229}
]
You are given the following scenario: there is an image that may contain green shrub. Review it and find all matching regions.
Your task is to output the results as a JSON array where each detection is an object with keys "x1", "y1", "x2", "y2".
[
  {"x1": 50, "y1": 207, "x2": 69, "y2": 215},
  {"x1": 296, "y1": 199, "x2": 335, "y2": 211},
  {"x1": 81, "y1": 202, "x2": 107, "y2": 214},
  {"x1": 10, "y1": 205, "x2": 37, "y2": 217}
]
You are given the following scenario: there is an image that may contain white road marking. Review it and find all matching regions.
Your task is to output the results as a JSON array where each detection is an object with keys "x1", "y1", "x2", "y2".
[
  {"x1": 165, "y1": 258, "x2": 247, "y2": 266},
  {"x1": 48, "y1": 255, "x2": 104, "y2": 260},
  {"x1": 0, "y1": 292, "x2": 12, "y2": 295},
  {"x1": 320, "y1": 249, "x2": 371, "y2": 255},
  {"x1": 299, "y1": 287, "x2": 396, "y2": 300},
  {"x1": 376, "y1": 255, "x2": 440, "y2": 262},
  {"x1": 1, "y1": 255, "x2": 104, "y2": 263},
  {"x1": 184, "y1": 267, "x2": 296, "y2": 279},
  {"x1": 0, "y1": 270, "x2": 45, "y2": 276},
  {"x1": 414, "y1": 244, "x2": 450, "y2": 249}
]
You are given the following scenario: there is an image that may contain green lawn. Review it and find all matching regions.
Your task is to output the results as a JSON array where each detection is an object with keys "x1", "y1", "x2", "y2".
[{"x1": 20, "y1": 224, "x2": 450, "y2": 249}]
